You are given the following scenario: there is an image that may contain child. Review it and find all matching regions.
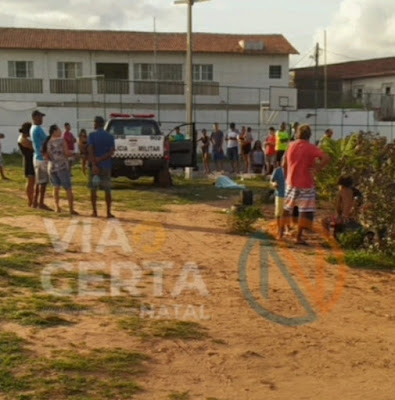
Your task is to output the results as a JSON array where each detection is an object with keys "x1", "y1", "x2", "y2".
[
  {"x1": 322, "y1": 176, "x2": 361, "y2": 239},
  {"x1": 271, "y1": 162, "x2": 285, "y2": 238},
  {"x1": 251, "y1": 140, "x2": 265, "y2": 174},
  {"x1": 197, "y1": 129, "x2": 211, "y2": 174},
  {"x1": 42, "y1": 124, "x2": 78, "y2": 215},
  {"x1": 0, "y1": 133, "x2": 9, "y2": 180},
  {"x1": 78, "y1": 129, "x2": 89, "y2": 175}
]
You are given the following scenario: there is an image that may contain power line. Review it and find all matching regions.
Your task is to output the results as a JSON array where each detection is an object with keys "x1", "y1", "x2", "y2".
[
  {"x1": 324, "y1": 49, "x2": 361, "y2": 62},
  {"x1": 290, "y1": 45, "x2": 317, "y2": 69}
]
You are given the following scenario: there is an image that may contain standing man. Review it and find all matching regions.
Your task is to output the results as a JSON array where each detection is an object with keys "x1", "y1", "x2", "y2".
[
  {"x1": 63, "y1": 122, "x2": 77, "y2": 171},
  {"x1": 31, "y1": 110, "x2": 51, "y2": 210},
  {"x1": 226, "y1": 122, "x2": 240, "y2": 174},
  {"x1": 283, "y1": 124, "x2": 330, "y2": 245},
  {"x1": 265, "y1": 126, "x2": 277, "y2": 175},
  {"x1": 319, "y1": 128, "x2": 334, "y2": 147},
  {"x1": 240, "y1": 126, "x2": 253, "y2": 173},
  {"x1": 210, "y1": 122, "x2": 225, "y2": 172},
  {"x1": 275, "y1": 122, "x2": 290, "y2": 164},
  {"x1": 88, "y1": 116, "x2": 115, "y2": 218}
]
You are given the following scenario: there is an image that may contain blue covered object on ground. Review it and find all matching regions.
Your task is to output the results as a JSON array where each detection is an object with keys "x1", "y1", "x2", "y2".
[{"x1": 215, "y1": 175, "x2": 246, "y2": 189}]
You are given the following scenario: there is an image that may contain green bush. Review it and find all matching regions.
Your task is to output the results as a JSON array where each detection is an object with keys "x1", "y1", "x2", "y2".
[
  {"x1": 317, "y1": 132, "x2": 395, "y2": 255},
  {"x1": 338, "y1": 230, "x2": 365, "y2": 250},
  {"x1": 227, "y1": 205, "x2": 263, "y2": 235}
]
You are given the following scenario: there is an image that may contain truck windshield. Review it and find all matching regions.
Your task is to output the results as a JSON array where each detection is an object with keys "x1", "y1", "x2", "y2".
[{"x1": 107, "y1": 119, "x2": 161, "y2": 137}]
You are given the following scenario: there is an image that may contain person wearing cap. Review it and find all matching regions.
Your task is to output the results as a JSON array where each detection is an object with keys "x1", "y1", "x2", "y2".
[
  {"x1": 18, "y1": 122, "x2": 38, "y2": 207},
  {"x1": 88, "y1": 116, "x2": 115, "y2": 218},
  {"x1": 30, "y1": 110, "x2": 51, "y2": 210}
]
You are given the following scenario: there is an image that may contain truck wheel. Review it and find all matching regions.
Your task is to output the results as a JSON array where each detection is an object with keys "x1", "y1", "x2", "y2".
[{"x1": 154, "y1": 168, "x2": 172, "y2": 188}]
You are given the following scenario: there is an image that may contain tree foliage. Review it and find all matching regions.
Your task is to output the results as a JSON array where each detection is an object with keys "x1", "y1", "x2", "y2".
[{"x1": 317, "y1": 132, "x2": 395, "y2": 255}]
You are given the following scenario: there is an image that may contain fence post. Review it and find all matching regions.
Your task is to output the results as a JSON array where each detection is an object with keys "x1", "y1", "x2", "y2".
[
  {"x1": 119, "y1": 84, "x2": 122, "y2": 112},
  {"x1": 103, "y1": 78, "x2": 106, "y2": 120},
  {"x1": 226, "y1": 86, "x2": 230, "y2": 128},
  {"x1": 76, "y1": 78, "x2": 80, "y2": 134},
  {"x1": 258, "y1": 88, "x2": 261, "y2": 141}
]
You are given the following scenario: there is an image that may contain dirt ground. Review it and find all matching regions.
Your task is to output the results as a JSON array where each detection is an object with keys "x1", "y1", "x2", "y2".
[{"x1": 1, "y1": 198, "x2": 394, "y2": 400}]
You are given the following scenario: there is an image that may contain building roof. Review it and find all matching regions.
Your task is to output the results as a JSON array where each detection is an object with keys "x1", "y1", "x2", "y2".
[
  {"x1": 293, "y1": 57, "x2": 395, "y2": 80},
  {"x1": 0, "y1": 27, "x2": 298, "y2": 55}
]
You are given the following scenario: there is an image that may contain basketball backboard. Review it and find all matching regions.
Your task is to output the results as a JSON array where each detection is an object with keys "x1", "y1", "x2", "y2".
[{"x1": 269, "y1": 86, "x2": 298, "y2": 111}]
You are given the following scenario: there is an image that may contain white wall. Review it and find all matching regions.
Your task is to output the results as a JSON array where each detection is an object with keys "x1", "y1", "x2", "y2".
[
  {"x1": 1, "y1": 104, "x2": 394, "y2": 154},
  {"x1": 0, "y1": 49, "x2": 289, "y2": 105}
]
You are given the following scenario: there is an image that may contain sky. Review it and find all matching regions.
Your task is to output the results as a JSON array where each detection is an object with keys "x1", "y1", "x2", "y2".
[{"x1": 0, "y1": 0, "x2": 394, "y2": 68}]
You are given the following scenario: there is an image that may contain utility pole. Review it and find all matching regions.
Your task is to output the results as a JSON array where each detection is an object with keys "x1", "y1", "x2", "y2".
[
  {"x1": 314, "y1": 42, "x2": 320, "y2": 110},
  {"x1": 314, "y1": 42, "x2": 320, "y2": 139},
  {"x1": 324, "y1": 31, "x2": 328, "y2": 109},
  {"x1": 174, "y1": 0, "x2": 210, "y2": 179},
  {"x1": 153, "y1": 18, "x2": 160, "y2": 123}
]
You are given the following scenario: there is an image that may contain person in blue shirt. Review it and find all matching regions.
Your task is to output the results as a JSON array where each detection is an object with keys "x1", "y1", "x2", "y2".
[
  {"x1": 30, "y1": 110, "x2": 52, "y2": 210},
  {"x1": 88, "y1": 116, "x2": 115, "y2": 218},
  {"x1": 271, "y1": 161, "x2": 286, "y2": 239},
  {"x1": 171, "y1": 126, "x2": 185, "y2": 142}
]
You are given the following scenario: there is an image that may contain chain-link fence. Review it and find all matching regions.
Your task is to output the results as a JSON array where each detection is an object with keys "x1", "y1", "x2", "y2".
[{"x1": 1, "y1": 77, "x2": 395, "y2": 152}]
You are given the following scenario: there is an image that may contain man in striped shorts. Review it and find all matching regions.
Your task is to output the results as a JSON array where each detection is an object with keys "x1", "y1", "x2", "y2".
[{"x1": 283, "y1": 124, "x2": 330, "y2": 245}]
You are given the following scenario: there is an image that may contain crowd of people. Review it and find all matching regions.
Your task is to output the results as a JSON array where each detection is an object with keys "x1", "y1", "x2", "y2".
[
  {"x1": 196, "y1": 121, "x2": 306, "y2": 175},
  {"x1": 1, "y1": 112, "x2": 355, "y2": 245},
  {"x1": 14, "y1": 110, "x2": 115, "y2": 218}
]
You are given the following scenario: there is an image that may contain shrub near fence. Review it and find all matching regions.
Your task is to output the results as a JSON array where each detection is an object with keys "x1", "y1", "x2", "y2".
[{"x1": 317, "y1": 132, "x2": 395, "y2": 256}]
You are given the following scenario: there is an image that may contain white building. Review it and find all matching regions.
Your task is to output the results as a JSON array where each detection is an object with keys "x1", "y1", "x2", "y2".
[{"x1": 0, "y1": 27, "x2": 298, "y2": 151}]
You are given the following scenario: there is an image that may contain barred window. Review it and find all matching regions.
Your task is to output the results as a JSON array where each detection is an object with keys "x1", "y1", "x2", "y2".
[
  {"x1": 193, "y1": 64, "x2": 213, "y2": 81},
  {"x1": 134, "y1": 63, "x2": 154, "y2": 80},
  {"x1": 8, "y1": 61, "x2": 34, "y2": 78},
  {"x1": 57, "y1": 62, "x2": 82, "y2": 79},
  {"x1": 269, "y1": 65, "x2": 282, "y2": 79},
  {"x1": 134, "y1": 63, "x2": 182, "y2": 81}
]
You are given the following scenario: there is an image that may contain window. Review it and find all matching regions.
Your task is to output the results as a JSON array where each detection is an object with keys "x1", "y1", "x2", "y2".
[
  {"x1": 8, "y1": 61, "x2": 34, "y2": 78},
  {"x1": 193, "y1": 64, "x2": 213, "y2": 81},
  {"x1": 57, "y1": 62, "x2": 82, "y2": 79},
  {"x1": 107, "y1": 119, "x2": 160, "y2": 137},
  {"x1": 269, "y1": 65, "x2": 282, "y2": 79},
  {"x1": 134, "y1": 63, "x2": 182, "y2": 81},
  {"x1": 134, "y1": 63, "x2": 154, "y2": 80}
]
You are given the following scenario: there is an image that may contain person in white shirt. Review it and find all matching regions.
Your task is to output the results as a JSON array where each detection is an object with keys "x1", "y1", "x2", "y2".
[{"x1": 226, "y1": 122, "x2": 240, "y2": 174}]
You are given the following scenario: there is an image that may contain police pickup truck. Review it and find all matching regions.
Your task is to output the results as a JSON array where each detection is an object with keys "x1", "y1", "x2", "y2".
[{"x1": 105, "y1": 113, "x2": 196, "y2": 187}]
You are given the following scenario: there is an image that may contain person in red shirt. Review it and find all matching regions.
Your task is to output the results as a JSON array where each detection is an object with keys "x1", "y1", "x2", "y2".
[
  {"x1": 63, "y1": 122, "x2": 76, "y2": 171},
  {"x1": 265, "y1": 127, "x2": 276, "y2": 175},
  {"x1": 283, "y1": 124, "x2": 330, "y2": 245}
]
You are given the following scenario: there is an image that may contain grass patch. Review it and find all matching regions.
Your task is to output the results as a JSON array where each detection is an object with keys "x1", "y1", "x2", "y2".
[
  {"x1": 151, "y1": 320, "x2": 208, "y2": 340},
  {"x1": 227, "y1": 205, "x2": 263, "y2": 235},
  {"x1": 168, "y1": 392, "x2": 190, "y2": 400},
  {"x1": 0, "y1": 294, "x2": 86, "y2": 327},
  {"x1": 119, "y1": 317, "x2": 208, "y2": 341},
  {"x1": 32, "y1": 348, "x2": 149, "y2": 399},
  {"x1": 0, "y1": 333, "x2": 150, "y2": 400},
  {"x1": 345, "y1": 251, "x2": 395, "y2": 270},
  {"x1": 0, "y1": 332, "x2": 30, "y2": 393},
  {"x1": 325, "y1": 255, "x2": 339, "y2": 265},
  {"x1": 99, "y1": 295, "x2": 142, "y2": 315}
]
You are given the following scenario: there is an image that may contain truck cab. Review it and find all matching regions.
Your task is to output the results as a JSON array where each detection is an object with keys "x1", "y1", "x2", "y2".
[{"x1": 105, "y1": 113, "x2": 196, "y2": 186}]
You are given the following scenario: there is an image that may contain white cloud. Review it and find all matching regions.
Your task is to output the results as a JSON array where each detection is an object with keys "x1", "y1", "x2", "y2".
[
  {"x1": 316, "y1": 0, "x2": 395, "y2": 63},
  {"x1": 0, "y1": 0, "x2": 184, "y2": 31}
]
